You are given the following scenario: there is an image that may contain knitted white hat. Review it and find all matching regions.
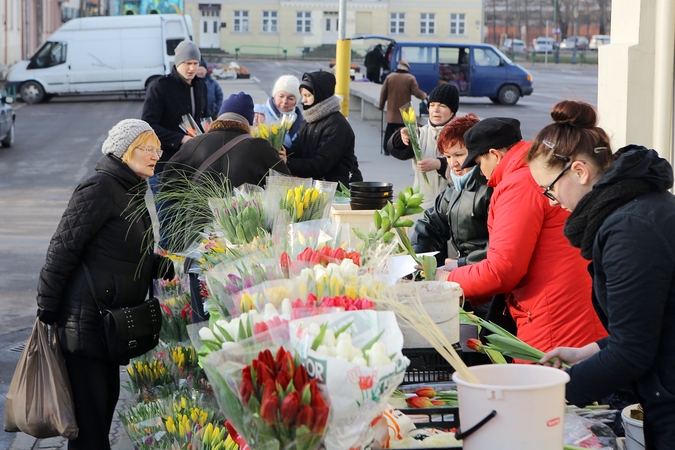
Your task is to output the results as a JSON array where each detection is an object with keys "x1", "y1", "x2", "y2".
[
  {"x1": 272, "y1": 75, "x2": 301, "y2": 99},
  {"x1": 101, "y1": 119, "x2": 154, "y2": 158}
]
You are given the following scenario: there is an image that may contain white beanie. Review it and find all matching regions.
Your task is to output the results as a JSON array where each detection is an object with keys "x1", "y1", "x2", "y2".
[
  {"x1": 272, "y1": 75, "x2": 301, "y2": 99},
  {"x1": 101, "y1": 119, "x2": 154, "y2": 158}
]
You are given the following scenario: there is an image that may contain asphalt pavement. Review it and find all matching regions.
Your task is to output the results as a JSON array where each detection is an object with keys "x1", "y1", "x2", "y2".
[{"x1": 0, "y1": 59, "x2": 599, "y2": 449}]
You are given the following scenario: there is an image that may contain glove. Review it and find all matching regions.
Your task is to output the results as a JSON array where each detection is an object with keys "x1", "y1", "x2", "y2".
[
  {"x1": 161, "y1": 258, "x2": 175, "y2": 281},
  {"x1": 37, "y1": 308, "x2": 57, "y2": 325}
]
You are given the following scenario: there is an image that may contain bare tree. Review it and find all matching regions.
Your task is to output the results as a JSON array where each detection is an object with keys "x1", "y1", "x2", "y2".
[{"x1": 597, "y1": 0, "x2": 608, "y2": 34}]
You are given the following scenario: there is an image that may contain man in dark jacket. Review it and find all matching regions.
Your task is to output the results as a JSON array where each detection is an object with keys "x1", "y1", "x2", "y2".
[
  {"x1": 288, "y1": 71, "x2": 362, "y2": 185},
  {"x1": 142, "y1": 40, "x2": 208, "y2": 173},
  {"x1": 160, "y1": 91, "x2": 291, "y2": 321},
  {"x1": 197, "y1": 59, "x2": 224, "y2": 119},
  {"x1": 364, "y1": 44, "x2": 388, "y2": 84}
]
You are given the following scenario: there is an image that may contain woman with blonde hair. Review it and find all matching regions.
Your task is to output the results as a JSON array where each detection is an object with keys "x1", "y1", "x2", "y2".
[{"x1": 36, "y1": 119, "x2": 174, "y2": 449}]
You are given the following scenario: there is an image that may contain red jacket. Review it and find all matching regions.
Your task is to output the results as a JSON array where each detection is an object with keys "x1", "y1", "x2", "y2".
[{"x1": 448, "y1": 141, "x2": 607, "y2": 352}]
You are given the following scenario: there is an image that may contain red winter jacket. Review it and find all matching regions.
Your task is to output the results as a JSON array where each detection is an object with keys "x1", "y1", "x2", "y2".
[{"x1": 448, "y1": 141, "x2": 607, "y2": 352}]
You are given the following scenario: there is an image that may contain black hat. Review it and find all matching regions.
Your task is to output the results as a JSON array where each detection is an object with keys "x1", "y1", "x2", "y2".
[
  {"x1": 428, "y1": 84, "x2": 459, "y2": 113},
  {"x1": 461, "y1": 117, "x2": 522, "y2": 169}
]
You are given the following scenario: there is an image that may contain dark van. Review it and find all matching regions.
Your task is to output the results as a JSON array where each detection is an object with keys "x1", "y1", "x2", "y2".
[{"x1": 354, "y1": 36, "x2": 533, "y2": 106}]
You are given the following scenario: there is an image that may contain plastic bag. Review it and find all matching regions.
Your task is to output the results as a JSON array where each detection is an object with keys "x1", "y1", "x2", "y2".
[{"x1": 4, "y1": 318, "x2": 78, "y2": 439}]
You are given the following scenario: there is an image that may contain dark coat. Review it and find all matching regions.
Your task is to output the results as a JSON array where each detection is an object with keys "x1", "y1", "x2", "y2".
[
  {"x1": 204, "y1": 75, "x2": 224, "y2": 119},
  {"x1": 411, "y1": 167, "x2": 492, "y2": 266},
  {"x1": 36, "y1": 155, "x2": 168, "y2": 360},
  {"x1": 378, "y1": 70, "x2": 426, "y2": 124},
  {"x1": 142, "y1": 67, "x2": 208, "y2": 166},
  {"x1": 564, "y1": 146, "x2": 675, "y2": 448},
  {"x1": 364, "y1": 48, "x2": 388, "y2": 72}
]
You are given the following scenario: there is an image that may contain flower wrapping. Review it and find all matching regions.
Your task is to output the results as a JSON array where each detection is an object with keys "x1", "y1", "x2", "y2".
[
  {"x1": 208, "y1": 185, "x2": 268, "y2": 246},
  {"x1": 252, "y1": 113, "x2": 296, "y2": 151},
  {"x1": 289, "y1": 310, "x2": 408, "y2": 450}
]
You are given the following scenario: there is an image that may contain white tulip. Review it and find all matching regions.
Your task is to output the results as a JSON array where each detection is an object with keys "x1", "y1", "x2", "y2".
[
  {"x1": 370, "y1": 342, "x2": 387, "y2": 355},
  {"x1": 263, "y1": 303, "x2": 279, "y2": 321},
  {"x1": 323, "y1": 329, "x2": 336, "y2": 347},
  {"x1": 369, "y1": 352, "x2": 392, "y2": 368},
  {"x1": 340, "y1": 259, "x2": 359, "y2": 279},
  {"x1": 316, "y1": 344, "x2": 331, "y2": 356},
  {"x1": 308, "y1": 322, "x2": 321, "y2": 336},
  {"x1": 352, "y1": 356, "x2": 368, "y2": 367},
  {"x1": 213, "y1": 320, "x2": 228, "y2": 341},
  {"x1": 336, "y1": 338, "x2": 354, "y2": 360},
  {"x1": 281, "y1": 298, "x2": 292, "y2": 317},
  {"x1": 229, "y1": 317, "x2": 241, "y2": 339},
  {"x1": 199, "y1": 327, "x2": 217, "y2": 342}
]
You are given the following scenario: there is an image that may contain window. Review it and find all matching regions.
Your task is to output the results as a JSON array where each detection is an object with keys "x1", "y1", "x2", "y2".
[
  {"x1": 262, "y1": 11, "x2": 278, "y2": 33},
  {"x1": 296, "y1": 11, "x2": 311, "y2": 33},
  {"x1": 474, "y1": 48, "x2": 501, "y2": 67},
  {"x1": 450, "y1": 13, "x2": 465, "y2": 35},
  {"x1": 390, "y1": 12, "x2": 405, "y2": 34},
  {"x1": 28, "y1": 41, "x2": 67, "y2": 69},
  {"x1": 234, "y1": 10, "x2": 249, "y2": 32},
  {"x1": 213, "y1": 21, "x2": 218, "y2": 33},
  {"x1": 420, "y1": 13, "x2": 435, "y2": 35},
  {"x1": 398, "y1": 45, "x2": 437, "y2": 64}
]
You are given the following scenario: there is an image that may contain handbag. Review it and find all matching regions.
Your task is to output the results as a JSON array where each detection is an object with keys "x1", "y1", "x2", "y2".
[
  {"x1": 4, "y1": 318, "x2": 79, "y2": 439},
  {"x1": 82, "y1": 264, "x2": 162, "y2": 363},
  {"x1": 190, "y1": 133, "x2": 253, "y2": 182}
]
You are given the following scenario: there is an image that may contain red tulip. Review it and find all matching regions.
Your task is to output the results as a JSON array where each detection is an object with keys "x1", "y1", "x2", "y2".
[
  {"x1": 280, "y1": 391, "x2": 300, "y2": 425},
  {"x1": 280, "y1": 252, "x2": 291, "y2": 277},
  {"x1": 310, "y1": 379, "x2": 328, "y2": 411},
  {"x1": 294, "y1": 364, "x2": 309, "y2": 392},
  {"x1": 259, "y1": 349, "x2": 276, "y2": 373},
  {"x1": 466, "y1": 338, "x2": 485, "y2": 353},
  {"x1": 415, "y1": 387, "x2": 436, "y2": 398},
  {"x1": 260, "y1": 382, "x2": 279, "y2": 426},
  {"x1": 312, "y1": 406, "x2": 329, "y2": 434},
  {"x1": 255, "y1": 361, "x2": 274, "y2": 389},
  {"x1": 275, "y1": 347, "x2": 295, "y2": 378},
  {"x1": 276, "y1": 369, "x2": 291, "y2": 391},
  {"x1": 406, "y1": 396, "x2": 433, "y2": 408},
  {"x1": 431, "y1": 399, "x2": 445, "y2": 406},
  {"x1": 296, "y1": 404, "x2": 314, "y2": 429},
  {"x1": 241, "y1": 377, "x2": 254, "y2": 404},
  {"x1": 160, "y1": 303, "x2": 172, "y2": 316}
]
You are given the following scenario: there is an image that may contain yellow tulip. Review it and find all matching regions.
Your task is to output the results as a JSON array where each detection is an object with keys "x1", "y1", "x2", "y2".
[
  {"x1": 311, "y1": 189, "x2": 320, "y2": 201},
  {"x1": 401, "y1": 109, "x2": 409, "y2": 122},
  {"x1": 409, "y1": 108, "x2": 417, "y2": 122},
  {"x1": 240, "y1": 293, "x2": 254, "y2": 312},
  {"x1": 165, "y1": 417, "x2": 176, "y2": 434},
  {"x1": 297, "y1": 202, "x2": 304, "y2": 219},
  {"x1": 181, "y1": 397, "x2": 187, "y2": 410},
  {"x1": 271, "y1": 124, "x2": 279, "y2": 134}
]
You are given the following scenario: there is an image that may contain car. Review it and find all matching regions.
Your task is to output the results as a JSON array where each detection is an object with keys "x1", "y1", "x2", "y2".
[
  {"x1": 533, "y1": 37, "x2": 556, "y2": 53},
  {"x1": 560, "y1": 36, "x2": 589, "y2": 51},
  {"x1": 0, "y1": 94, "x2": 15, "y2": 148},
  {"x1": 589, "y1": 35, "x2": 611, "y2": 49},
  {"x1": 501, "y1": 38, "x2": 527, "y2": 55}
]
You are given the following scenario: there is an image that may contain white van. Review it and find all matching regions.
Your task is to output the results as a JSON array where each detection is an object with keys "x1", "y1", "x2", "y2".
[{"x1": 6, "y1": 14, "x2": 193, "y2": 104}]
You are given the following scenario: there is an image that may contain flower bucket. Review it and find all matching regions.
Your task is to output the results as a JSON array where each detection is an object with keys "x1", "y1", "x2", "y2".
[
  {"x1": 452, "y1": 364, "x2": 569, "y2": 450},
  {"x1": 621, "y1": 404, "x2": 645, "y2": 450},
  {"x1": 394, "y1": 281, "x2": 461, "y2": 348}
]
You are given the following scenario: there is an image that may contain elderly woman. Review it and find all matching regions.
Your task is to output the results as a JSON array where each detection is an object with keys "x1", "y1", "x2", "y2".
[
  {"x1": 36, "y1": 119, "x2": 173, "y2": 449},
  {"x1": 254, "y1": 74, "x2": 305, "y2": 148}
]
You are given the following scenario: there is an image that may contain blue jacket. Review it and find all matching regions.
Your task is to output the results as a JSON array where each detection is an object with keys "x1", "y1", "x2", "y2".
[
  {"x1": 565, "y1": 145, "x2": 675, "y2": 449},
  {"x1": 253, "y1": 98, "x2": 304, "y2": 148},
  {"x1": 204, "y1": 75, "x2": 224, "y2": 119}
]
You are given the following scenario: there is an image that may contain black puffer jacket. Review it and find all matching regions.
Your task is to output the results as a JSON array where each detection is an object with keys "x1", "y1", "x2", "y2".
[
  {"x1": 37, "y1": 155, "x2": 169, "y2": 360},
  {"x1": 142, "y1": 67, "x2": 207, "y2": 166},
  {"x1": 411, "y1": 167, "x2": 492, "y2": 266},
  {"x1": 564, "y1": 146, "x2": 675, "y2": 448}
]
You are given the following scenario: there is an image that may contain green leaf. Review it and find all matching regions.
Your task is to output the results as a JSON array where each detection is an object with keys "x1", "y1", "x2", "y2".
[
  {"x1": 311, "y1": 323, "x2": 328, "y2": 351},
  {"x1": 334, "y1": 321, "x2": 354, "y2": 338},
  {"x1": 361, "y1": 329, "x2": 385, "y2": 355},
  {"x1": 421, "y1": 255, "x2": 437, "y2": 281},
  {"x1": 352, "y1": 227, "x2": 368, "y2": 243},
  {"x1": 214, "y1": 322, "x2": 234, "y2": 342},
  {"x1": 485, "y1": 348, "x2": 508, "y2": 364}
]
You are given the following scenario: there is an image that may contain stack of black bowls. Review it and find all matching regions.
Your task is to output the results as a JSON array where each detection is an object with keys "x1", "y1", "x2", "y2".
[{"x1": 349, "y1": 182, "x2": 394, "y2": 210}]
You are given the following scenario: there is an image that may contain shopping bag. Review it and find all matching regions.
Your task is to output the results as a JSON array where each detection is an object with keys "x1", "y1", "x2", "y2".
[{"x1": 4, "y1": 318, "x2": 79, "y2": 439}]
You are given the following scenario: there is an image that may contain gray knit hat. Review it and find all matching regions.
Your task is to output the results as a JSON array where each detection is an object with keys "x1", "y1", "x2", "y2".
[
  {"x1": 101, "y1": 119, "x2": 154, "y2": 158},
  {"x1": 174, "y1": 40, "x2": 201, "y2": 67}
]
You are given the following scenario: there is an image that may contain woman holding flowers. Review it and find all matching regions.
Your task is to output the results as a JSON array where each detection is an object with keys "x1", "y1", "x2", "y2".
[
  {"x1": 36, "y1": 119, "x2": 174, "y2": 449},
  {"x1": 253, "y1": 74, "x2": 305, "y2": 149},
  {"x1": 388, "y1": 84, "x2": 460, "y2": 212},
  {"x1": 287, "y1": 71, "x2": 363, "y2": 186},
  {"x1": 531, "y1": 100, "x2": 675, "y2": 449}
]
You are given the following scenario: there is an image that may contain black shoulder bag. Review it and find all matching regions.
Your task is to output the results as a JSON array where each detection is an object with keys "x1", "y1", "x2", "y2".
[
  {"x1": 190, "y1": 133, "x2": 253, "y2": 183},
  {"x1": 82, "y1": 264, "x2": 162, "y2": 363}
]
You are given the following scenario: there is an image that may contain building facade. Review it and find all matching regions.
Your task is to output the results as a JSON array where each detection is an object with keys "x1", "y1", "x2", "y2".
[{"x1": 184, "y1": 0, "x2": 484, "y2": 56}]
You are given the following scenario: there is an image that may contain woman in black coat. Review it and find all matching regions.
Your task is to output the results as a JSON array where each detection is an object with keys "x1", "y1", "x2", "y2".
[
  {"x1": 36, "y1": 119, "x2": 173, "y2": 449},
  {"x1": 531, "y1": 101, "x2": 675, "y2": 449},
  {"x1": 411, "y1": 114, "x2": 492, "y2": 269},
  {"x1": 287, "y1": 71, "x2": 362, "y2": 185}
]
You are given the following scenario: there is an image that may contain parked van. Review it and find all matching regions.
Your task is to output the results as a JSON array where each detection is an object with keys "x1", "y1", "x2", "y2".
[
  {"x1": 353, "y1": 36, "x2": 533, "y2": 105},
  {"x1": 6, "y1": 14, "x2": 193, "y2": 104}
]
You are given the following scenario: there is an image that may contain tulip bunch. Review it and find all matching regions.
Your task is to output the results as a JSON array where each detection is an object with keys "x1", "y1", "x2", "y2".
[
  {"x1": 291, "y1": 246, "x2": 361, "y2": 268},
  {"x1": 239, "y1": 347, "x2": 329, "y2": 450},
  {"x1": 294, "y1": 263, "x2": 384, "y2": 302},
  {"x1": 193, "y1": 422, "x2": 240, "y2": 450},
  {"x1": 399, "y1": 105, "x2": 430, "y2": 187},
  {"x1": 159, "y1": 296, "x2": 192, "y2": 344},
  {"x1": 163, "y1": 396, "x2": 223, "y2": 448},
  {"x1": 126, "y1": 360, "x2": 176, "y2": 395},
  {"x1": 196, "y1": 233, "x2": 232, "y2": 271},
  {"x1": 211, "y1": 194, "x2": 267, "y2": 245},
  {"x1": 405, "y1": 386, "x2": 459, "y2": 408},
  {"x1": 310, "y1": 322, "x2": 391, "y2": 368},
  {"x1": 291, "y1": 293, "x2": 375, "y2": 312},
  {"x1": 280, "y1": 186, "x2": 329, "y2": 222},
  {"x1": 251, "y1": 114, "x2": 295, "y2": 150},
  {"x1": 168, "y1": 345, "x2": 201, "y2": 380}
]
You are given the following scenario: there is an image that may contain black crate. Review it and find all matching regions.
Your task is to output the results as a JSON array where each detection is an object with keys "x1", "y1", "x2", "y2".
[{"x1": 401, "y1": 347, "x2": 456, "y2": 384}]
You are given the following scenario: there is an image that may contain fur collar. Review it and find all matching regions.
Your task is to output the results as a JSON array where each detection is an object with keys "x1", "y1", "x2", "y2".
[{"x1": 208, "y1": 119, "x2": 251, "y2": 134}]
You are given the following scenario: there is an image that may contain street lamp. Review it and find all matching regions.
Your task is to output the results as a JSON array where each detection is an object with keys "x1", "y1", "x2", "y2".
[{"x1": 553, "y1": 0, "x2": 559, "y2": 64}]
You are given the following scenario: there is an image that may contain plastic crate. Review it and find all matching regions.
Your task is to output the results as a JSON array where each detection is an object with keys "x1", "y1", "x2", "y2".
[{"x1": 401, "y1": 347, "x2": 456, "y2": 384}]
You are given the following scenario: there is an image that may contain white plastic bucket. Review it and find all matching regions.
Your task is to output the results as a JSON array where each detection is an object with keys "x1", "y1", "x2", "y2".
[
  {"x1": 621, "y1": 404, "x2": 645, "y2": 450},
  {"x1": 452, "y1": 364, "x2": 570, "y2": 450}
]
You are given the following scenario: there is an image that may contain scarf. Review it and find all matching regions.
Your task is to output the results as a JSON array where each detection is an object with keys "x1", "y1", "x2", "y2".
[
  {"x1": 450, "y1": 166, "x2": 475, "y2": 192},
  {"x1": 563, "y1": 178, "x2": 655, "y2": 260},
  {"x1": 266, "y1": 97, "x2": 303, "y2": 138},
  {"x1": 302, "y1": 96, "x2": 341, "y2": 123}
]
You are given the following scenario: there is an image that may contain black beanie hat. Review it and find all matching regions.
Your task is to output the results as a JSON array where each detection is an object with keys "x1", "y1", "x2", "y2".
[
  {"x1": 428, "y1": 84, "x2": 460, "y2": 113},
  {"x1": 299, "y1": 71, "x2": 336, "y2": 109}
]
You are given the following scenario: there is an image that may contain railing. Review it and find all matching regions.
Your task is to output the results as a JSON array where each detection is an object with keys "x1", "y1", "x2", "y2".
[{"x1": 234, "y1": 45, "x2": 288, "y2": 60}]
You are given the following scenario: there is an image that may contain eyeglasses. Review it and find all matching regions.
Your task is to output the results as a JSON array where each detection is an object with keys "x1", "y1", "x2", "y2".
[
  {"x1": 136, "y1": 146, "x2": 163, "y2": 158},
  {"x1": 542, "y1": 151, "x2": 571, "y2": 202}
]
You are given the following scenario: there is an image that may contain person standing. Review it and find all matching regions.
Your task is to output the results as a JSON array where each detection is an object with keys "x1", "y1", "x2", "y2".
[
  {"x1": 142, "y1": 40, "x2": 207, "y2": 176},
  {"x1": 364, "y1": 44, "x2": 388, "y2": 83},
  {"x1": 531, "y1": 101, "x2": 675, "y2": 449},
  {"x1": 253, "y1": 74, "x2": 305, "y2": 149},
  {"x1": 36, "y1": 119, "x2": 174, "y2": 449},
  {"x1": 378, "y1": 61, "x2": 427, "y2": 155},
  {"x1": 435, "y1": 117, "x2": 607, "y2": 354},
  {"x1": 197, "y1": 59, "x2": 224, "y2": 120},
  {"x1": 387, "y1": 84, "x2": 459, "y2": 211},
  {"x1": 287, "y1": 71, "x2": 362, "y2": 185}
]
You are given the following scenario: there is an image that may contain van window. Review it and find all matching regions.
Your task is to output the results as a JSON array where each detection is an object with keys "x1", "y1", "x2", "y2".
[
  {"x1": 474, "y1": 48, "x2": 501, "y2": 67},
  {"x1": 439, "y1": 46, "x2": 470, "y2": 93},
  {"x1": 166, "y1": 39, "x2": 182, "y2": 56},
  {"x1": 399, "y1": 45, "x2": 437, "y2": 64},
  {"x1": 28, "y1": 41, "x2": 68, "y2": 69}
]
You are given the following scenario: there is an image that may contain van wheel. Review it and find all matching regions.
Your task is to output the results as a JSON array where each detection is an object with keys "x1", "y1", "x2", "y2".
[
  {"x1": 489, "y1": 97, "x2": 500, "y2": 104},
  {"x1": 1, "y1": 122, "x2": 14, "y2": 147},
  {"x1": 145, "y1": 76, "x2": 161, "y2": 89},
  {"x1": 498, "y1": 85, "x2": 520, "y2": 106},
  {"x1": 20, "y1": 81, "x2": 45, "y2": 104}
]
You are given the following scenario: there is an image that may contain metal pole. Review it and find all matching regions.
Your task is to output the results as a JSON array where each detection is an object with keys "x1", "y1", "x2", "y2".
[
  {"x1": 553, "y1": 0, "x2": 559, "y2": 63},
  {"x1": 335, "y1": 0, "x2": 351, "y2": 117},
  {"x1": 572, "y1": 5, "x2": 578, "y2": 64}
]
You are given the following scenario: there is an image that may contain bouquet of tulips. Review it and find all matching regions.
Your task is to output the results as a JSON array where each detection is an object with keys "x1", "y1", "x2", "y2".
[
  {"x1": 280, "y1": 185, "x2": 331, "y2": 223},
  {"x1": 252, "y1": 113, "x2": 296, "y2": 151},
  {"x1": 209, "y1": 186, "x2": 268, "y2": 245},
  {"x1": 179, "y1": 114, "x2": 204, "y2": 137},
  {"x1": 201, "y1": 329, "x2": 330, "y2": 450},
  {"x1": 399, "y1": 103, "x2": 430, "y2": 187},
  {"x1": 159, "y1": 295, "x2": 192, "y2": 344}
]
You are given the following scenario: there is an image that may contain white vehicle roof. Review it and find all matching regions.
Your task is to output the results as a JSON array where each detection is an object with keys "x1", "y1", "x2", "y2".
[{"x1": 59, "y1": 14, "x2": 183, "y2": 31}]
